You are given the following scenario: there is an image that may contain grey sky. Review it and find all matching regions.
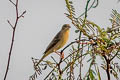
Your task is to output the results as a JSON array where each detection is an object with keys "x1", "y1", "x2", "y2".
[{"x1": 0, "y1": 0, "x2": 120, "y2": 80}]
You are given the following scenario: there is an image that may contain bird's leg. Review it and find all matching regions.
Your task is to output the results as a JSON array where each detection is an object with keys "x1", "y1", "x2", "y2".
[
  {"x1": 55, "y1": 51, "x2": 64, "y2": 59},
  {"x1": 61, "y1": 52, "x2": 64, "y2": 59}
]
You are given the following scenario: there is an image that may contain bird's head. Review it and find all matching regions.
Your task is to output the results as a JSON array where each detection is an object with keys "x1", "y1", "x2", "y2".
[{"x1": 61, "y1": 24, "x2": 71, "y2": 31}]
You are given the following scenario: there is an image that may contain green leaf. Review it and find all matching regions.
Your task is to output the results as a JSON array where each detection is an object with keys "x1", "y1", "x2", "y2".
[
  {"x1": 87, "y1": 58, "x2": 92, "y2": 62},
  {"x1": 75, "y1": 30, "x2": 80, "y2": 33},
  {"x1": 89, "y1": 69, "x2": 95, "y2": 80},
  {"x1": 87, "y1": 75, "x2": 90, "y2": 80},
  {"x1": 97, "y1": 66, "x2": 101, "y2": 80},
  {"x1": 117, "y1": 55, "x2": 120, "y2": 59}
]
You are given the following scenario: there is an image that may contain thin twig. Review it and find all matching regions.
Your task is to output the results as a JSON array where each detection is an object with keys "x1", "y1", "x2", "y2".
[
  {"x1": 9, "y1": 0, "x2": 16, "y2": 6},
  {"x1": 110, "y1": 48, "x2": 120, "y2": 61},
  {"x1": 44, "y1": 69, "x2": 55, "y2": 80},
  {"x1": 4, "y1": 0, "x2": 26, "y2": 80},
  {"x1": 103, "y1": 55, "x2": 110, "y2": 80},
  {"x1": 85, "y1": 0, "x2": 90, "y2": 19},
  {"x1": 78, "y1": 0, "x2": 99, "y2": 18},
  {"x1": 7, "y1": 20, "x2": 14, "y2": 29},
  {"x1": 18, "y1": 10, "x2": 26, "y2": 18},
  {"x1": 61, "y1": 39, "x2": 91, "y2": 53},
  {"x1": 61, "y1": 41, "x2": 77, "y2": 53},
  {"x1": 76, "y1": 31, "x2": 83, "y2": 80},
  {"x1": 57, "y1": 55, "x2": 63, "y2": 80}
]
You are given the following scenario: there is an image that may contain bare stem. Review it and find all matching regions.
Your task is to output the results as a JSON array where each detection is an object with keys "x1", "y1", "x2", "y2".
[
  {"x1": 4, "y1": 0, "x2": 26, "y2": 80},
  {"x1": 58, "y1": 52, "x2": 63, "y2": 80},
  {"x1": 103, "y1": 55, "x2": 110, "y2": 80}
]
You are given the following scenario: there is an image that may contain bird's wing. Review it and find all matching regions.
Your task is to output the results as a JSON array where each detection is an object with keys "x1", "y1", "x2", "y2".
[{"x1": 44, "y1": 31, "x2": 61, "y2": 54}]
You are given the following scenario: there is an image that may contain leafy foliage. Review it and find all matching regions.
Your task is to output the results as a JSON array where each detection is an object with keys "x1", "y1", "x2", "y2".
[{"x1": 30, "y1": 0, "x2": 120, "y2": 80}]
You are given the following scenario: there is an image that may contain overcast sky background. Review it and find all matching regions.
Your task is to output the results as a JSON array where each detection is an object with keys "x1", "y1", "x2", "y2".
[{"x1": 0, "y1": 0, "x2": 120, "y2": 80}]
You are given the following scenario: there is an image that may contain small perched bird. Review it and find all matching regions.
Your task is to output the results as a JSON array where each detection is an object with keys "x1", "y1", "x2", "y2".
[{"x1": 36, "y1": 24, "x2": 71, "y2": 66}]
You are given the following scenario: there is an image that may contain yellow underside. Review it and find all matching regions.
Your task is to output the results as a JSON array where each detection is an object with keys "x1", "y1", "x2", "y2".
[
  {"x1": 47, "y1": 29, "x2": 70, "y2": 54},
  {"x1": 37, "y1": 29, "x2": 70, "y2": 64}
]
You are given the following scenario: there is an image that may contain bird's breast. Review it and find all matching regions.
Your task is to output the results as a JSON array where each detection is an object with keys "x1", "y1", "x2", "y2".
[{"x1": 60, "y1": 29, "x2": 70, "y2": 48}]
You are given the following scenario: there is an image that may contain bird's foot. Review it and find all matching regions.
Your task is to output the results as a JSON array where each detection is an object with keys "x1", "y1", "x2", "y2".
[
  {"x1": 61, "y1": 52, "x2": 64, "y2": 59},
  {"x1": 55, "y1": 51, "x2": 64, "y2": 59}
]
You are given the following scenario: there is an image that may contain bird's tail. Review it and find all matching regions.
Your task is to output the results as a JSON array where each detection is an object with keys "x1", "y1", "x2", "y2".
[{"x1": 35, "y1": 53, "x2": 48, "y2": 66}]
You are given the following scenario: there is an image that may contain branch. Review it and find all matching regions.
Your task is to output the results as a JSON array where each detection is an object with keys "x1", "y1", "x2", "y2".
[
  {"x1": 18, "y1": 10, "x2": 26, "y2": 18},
  {"x1": 103, "y1": 55, "x2": 110, "y2": 80},
  {"x1": 110, "y1": 48, "x2": 120, "y2": 61},
  {"x1": 9, "y1": 0, "x2": 16, "y2": 6},
  {"x1": 57, "y1": 53, "x2": 63, "y2": 79},
  {"x1": 58, "y1": 40, "x2": 79, "y2": 79},
  {"x1": 4, "y1": 0, "x2": 26, "y2": 80},
  {"x1": 44, "y1": 68, "x2": 55, "y2": 80},
  {"x1": 78, "y1": 0, "x2": 99, "y2": 18},
  {"x1": 61, "y1": 41, "x2": 77, "y2": 53},
  {"x1": 61, "y1": 39, "x2": 91, "y2": 53},
  {"x1": 7, "y1": 20, "x2": 14, "y2": 29}
]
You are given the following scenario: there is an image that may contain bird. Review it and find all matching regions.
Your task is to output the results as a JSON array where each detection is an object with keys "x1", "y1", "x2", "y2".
[{"x1": 35, "y1": 24, "x2": 71, "y2": 66}]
